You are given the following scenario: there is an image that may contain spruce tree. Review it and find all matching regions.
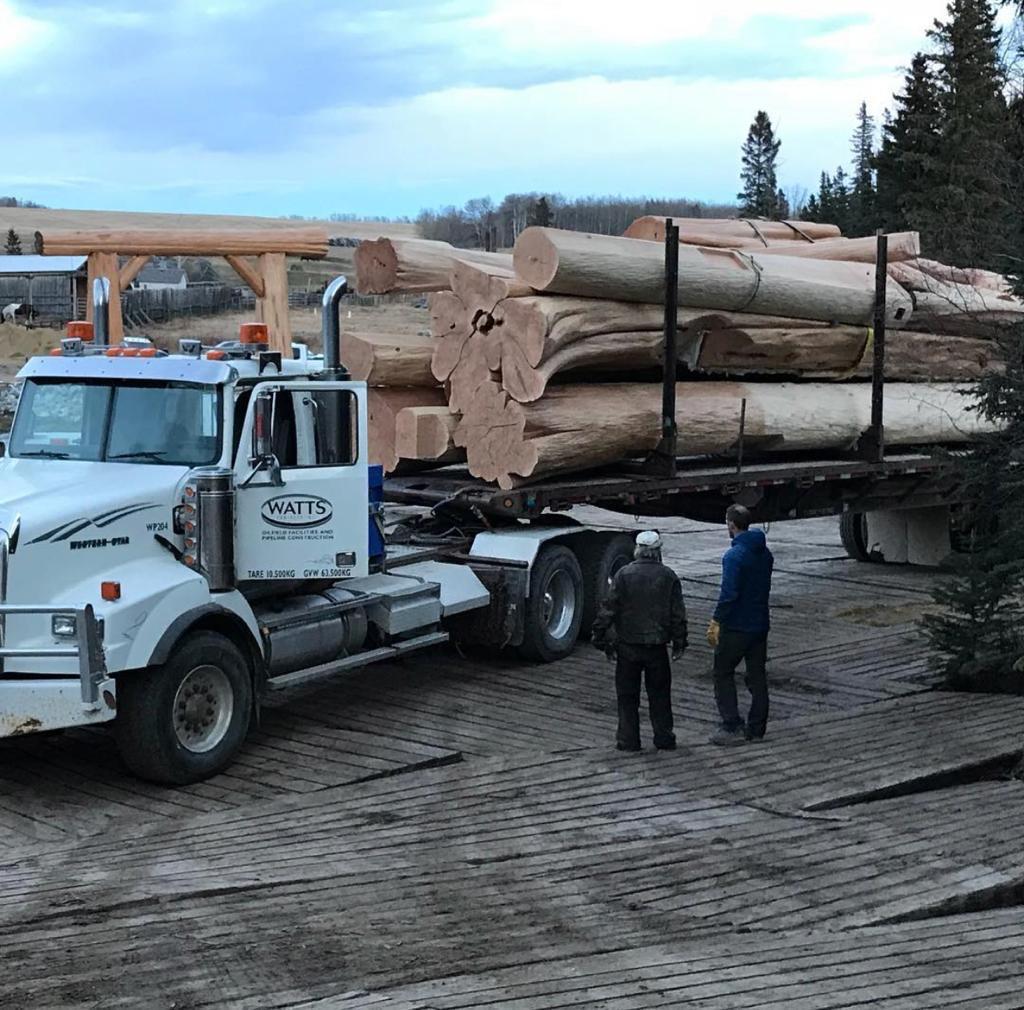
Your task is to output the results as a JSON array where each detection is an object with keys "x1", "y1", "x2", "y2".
[
  {"x1": 830, "y1": 167, "x2": 852, "y2": 234},
  {"x1": 802, "y1": 193, "x2": 821, "y2": 221},
  {"x1": 875, "y1": 54, "x2": 944, "y2": 234},
  {"x1": 848, "y1": 102, "x2": 877, "y2": 236},
  {"x1": 738, "y1": 111, "x2": 782, "y2": 218},
  {"x1": 4, "y1": 228, "x2": 20, "y2": 255},
  {"x1": 926, "y1": 0, "x2": 1012, "y2": 268}
]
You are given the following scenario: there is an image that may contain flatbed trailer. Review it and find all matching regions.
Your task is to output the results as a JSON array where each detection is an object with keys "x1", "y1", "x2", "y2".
[{"x1": 386, "y1": 451, "x2": 962, "y2": 524}]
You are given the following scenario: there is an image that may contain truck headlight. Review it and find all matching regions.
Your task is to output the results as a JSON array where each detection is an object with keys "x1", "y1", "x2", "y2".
[{"x1": 52, "y1": 614, "x2": 77, "y2": 638}]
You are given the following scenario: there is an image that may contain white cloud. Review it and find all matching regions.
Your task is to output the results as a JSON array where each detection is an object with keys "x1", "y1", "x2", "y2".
[{"x1": 0, "y1": 1, "x2": 52, "y2": 67}]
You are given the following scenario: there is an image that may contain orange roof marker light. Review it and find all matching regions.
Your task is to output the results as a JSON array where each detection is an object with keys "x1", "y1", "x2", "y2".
[
  {"x1": 105, "y1": 347, "x2": 124, "y2": 357},
  {"x1": 239, "y1": 322, "x2": 268, "y2": 346},
  {"x1": 206, "y1": 349, "x2": 227, "y2": 361},
  {"x1": 66, "y1": 321, "x2": 94, "y2": 341}
]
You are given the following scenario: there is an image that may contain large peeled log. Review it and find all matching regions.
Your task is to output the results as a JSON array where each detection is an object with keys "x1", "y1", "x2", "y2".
[
  {"x1": 394, "y1": 406, "x2": 464, "y2": 464},
  {"x1": 368, "y1": 387, "x2": 447, "y2": 473},
  {"x1": 455, "y1": 381, "x2": 994, "y2": 490},
  {"x1": 624, "y1": 217, "x2": 842, "y2": 244},
  {"x1": 340, "y1": 332, "x2": 436, "y2": 386},
  {"x1": 355, "y1": 238, "x2": 511, "y2": 294},
  {"x1": 513, "y1": 228, "x2": 914, "y2": 326}
]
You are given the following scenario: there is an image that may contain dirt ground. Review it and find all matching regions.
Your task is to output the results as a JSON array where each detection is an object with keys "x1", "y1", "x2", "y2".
[{"x1": 140, "y1": 301, "x2": 431, "y2": 351}]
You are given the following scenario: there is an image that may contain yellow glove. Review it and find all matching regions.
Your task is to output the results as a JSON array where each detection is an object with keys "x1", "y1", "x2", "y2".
[{"x1": 706, "y1": 619, "x2": 721, "y2": 648}]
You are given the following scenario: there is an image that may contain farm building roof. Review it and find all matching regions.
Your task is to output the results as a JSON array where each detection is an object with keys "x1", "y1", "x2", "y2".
[
  {"x1": 0, "y1": 255, "x2": 88, "y2": 275},
  {"x1": 135, "y1": 265, "x2": 187, "y2": 285}
]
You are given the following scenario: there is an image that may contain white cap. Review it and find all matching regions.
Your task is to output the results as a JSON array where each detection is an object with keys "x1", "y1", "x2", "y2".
[{"x1": 636, "y1": 530, "x2": 662, "y2": 549}]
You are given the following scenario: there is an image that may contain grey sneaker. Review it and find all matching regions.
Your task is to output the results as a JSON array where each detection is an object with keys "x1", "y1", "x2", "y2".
[{"x1": 709, "y1": 728, "x2": 747, "y2": 747}]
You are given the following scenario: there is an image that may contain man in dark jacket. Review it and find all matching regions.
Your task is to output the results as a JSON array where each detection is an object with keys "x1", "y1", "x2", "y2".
[
  {"x1": 707, "y1": 504, "x2": 774, "y2": 745},
  {"x1": 592, "y1": 531, "x2": 688, "y2": 752}
]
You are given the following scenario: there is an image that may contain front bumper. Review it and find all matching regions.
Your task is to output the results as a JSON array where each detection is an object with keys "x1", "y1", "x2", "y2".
[{"x1": 0, "y1": 518, "x2": 114, "y2": 738}]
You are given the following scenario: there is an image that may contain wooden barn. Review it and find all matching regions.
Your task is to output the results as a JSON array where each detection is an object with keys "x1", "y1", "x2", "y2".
[{"x1": 0, "y1": 255, "x2": 88, "y2": 322}]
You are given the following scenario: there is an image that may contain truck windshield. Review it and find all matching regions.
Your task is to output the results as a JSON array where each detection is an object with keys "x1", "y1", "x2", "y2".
[{"x1": 9, "y1": 379, "x2": 222, "y2": 466}]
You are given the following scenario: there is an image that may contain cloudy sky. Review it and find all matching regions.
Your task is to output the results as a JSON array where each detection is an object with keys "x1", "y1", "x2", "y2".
[{"x1": 0, "y1": 1, "x2": 990, "y2": 218}]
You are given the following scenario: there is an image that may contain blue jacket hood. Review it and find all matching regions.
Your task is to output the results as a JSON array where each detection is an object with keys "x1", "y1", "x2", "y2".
[{"x1": 733, "y1": 529, "x2": 767, "y2": 552}]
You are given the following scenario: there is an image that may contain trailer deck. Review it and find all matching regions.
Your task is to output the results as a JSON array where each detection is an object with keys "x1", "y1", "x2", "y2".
[{"x1": 386, "y1": 452, "x2": 962, "y2": 521}]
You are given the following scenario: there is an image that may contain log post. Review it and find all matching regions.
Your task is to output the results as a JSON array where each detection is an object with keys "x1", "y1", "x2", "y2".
[
  {"x1": 648, "y1": 219, "x2": 679, "y2": 475},
  {"x1": 85, "y1": 252, "x2": 124, "y2": 341},
  {"x1": 118, "y1": 254, "x2": 151, "y2": 289},
  {"x1": 256, "y1": 252, "x2": 292, "y2": 354}
]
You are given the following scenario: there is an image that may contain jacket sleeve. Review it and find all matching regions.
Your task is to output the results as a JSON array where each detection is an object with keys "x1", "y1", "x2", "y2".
[
  {"x1": 591, "y1": 571, "x2": 621, "y2": 646},
  {"x1": 670, "y1": 577, "x2": 688, "y2": 650},
  {"x1": 713, "y1": 547, "x2": 740, "y2": 625}
]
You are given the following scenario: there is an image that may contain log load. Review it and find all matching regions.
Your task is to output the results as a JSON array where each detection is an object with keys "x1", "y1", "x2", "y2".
[
  {"x1": 340, "y1": 332, "x2": 436, "y2": 386},
  {"x1": 454, "y1": 381, "x2": 993, "y2": 490},
  {"x1": 367, "y1": 387, "x2": 447, "y2": 473},
  {"x1": 624, "y1": 217, "x2": 842, "y2": 244},
  {"x1": 512, "y1": 228, "x2": 914, "y2": 326},
  {"x1": 35, "y1": 227, "x2": 329, "y2": 257},
  {"x1": 394, "y1": 406, "x2": 465, "y2": 465},
  {"x1": 355, "y1": 238, "x2": 512, "y2": 294}
]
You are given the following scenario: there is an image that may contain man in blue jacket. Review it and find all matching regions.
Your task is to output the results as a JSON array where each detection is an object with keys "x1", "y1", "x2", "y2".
[{"x1": 706, "y1": 504, "x2": 774, "y2": 745}]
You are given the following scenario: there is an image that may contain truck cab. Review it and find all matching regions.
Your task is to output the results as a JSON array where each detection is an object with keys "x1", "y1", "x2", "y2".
[{"x1": 0, "y1": 278, "x2": 630, "y2": 784}]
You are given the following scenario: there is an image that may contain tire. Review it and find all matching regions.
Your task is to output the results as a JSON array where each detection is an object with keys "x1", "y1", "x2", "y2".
[
  {"x1": 116, "y1": 631, "x2": 254, "y2": 785},
  {"x1": 578, "y1": 534, "x2": 635, "y2": 640},
  {"x1": 839, "y1": 512, "x2": 877, "y2": 563},
  {"x1": 519, "y1": 544, "x2": 584, "y2": 662}
]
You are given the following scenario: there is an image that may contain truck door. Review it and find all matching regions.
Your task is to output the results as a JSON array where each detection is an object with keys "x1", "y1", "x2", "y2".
[{"x1": 234, "y1": 381, "x2": 369, "y2": 582}]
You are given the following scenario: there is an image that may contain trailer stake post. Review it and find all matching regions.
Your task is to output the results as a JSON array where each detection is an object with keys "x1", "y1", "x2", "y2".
[
  {"x1": 736, "y1": 397, "x2": 747, "y2": 474},
  {"x1": 857, "y1": 230, "x2": 888, "y2": 461},
  {"x1": 646, "y1": 218, "x2": 679, "y2": 475}
]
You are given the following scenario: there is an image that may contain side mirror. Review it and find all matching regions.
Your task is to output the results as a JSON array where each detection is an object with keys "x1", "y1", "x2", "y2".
[
  {"x1": 241, "y1": 391, "x2": 283, "y2": 488},
  {"x1": 250, "y1": 391, "x2": 274, "y2": 462}
]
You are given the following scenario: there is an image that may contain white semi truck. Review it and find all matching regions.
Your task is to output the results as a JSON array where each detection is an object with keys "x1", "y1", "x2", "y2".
[{"x1": 0, "y1": 277, "x2": 962, "y2": 783}]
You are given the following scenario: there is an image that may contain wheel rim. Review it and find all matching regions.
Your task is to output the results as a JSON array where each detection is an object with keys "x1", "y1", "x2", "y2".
[
  {"x1": 541, "y1": 568, "x2": 576, "y2": 640},
  {"x1": 173, "y1": 664, "x2": 234, "y2": 754},
  {"x1": 606, "y1": 554, "x2": 630, "y2": 591}
]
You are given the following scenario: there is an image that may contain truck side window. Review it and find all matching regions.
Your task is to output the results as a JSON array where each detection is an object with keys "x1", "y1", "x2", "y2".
[{"x1": 291, "y1": 389, "x2": 358, "y2": 467}]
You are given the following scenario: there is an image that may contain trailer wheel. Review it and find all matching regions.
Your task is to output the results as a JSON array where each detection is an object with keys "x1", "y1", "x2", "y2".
[
  {"x1": 839, "y1": 512, "x2": 877, "y2": 563},
  {"x1": 578, "y1": 534, "x2": 635, "y2": 640},
  {"x1": 519, "y1": 545, "x2": 584, "y2": 662},
  {"x1": 116, "y1": 631, "x2": 253, "y2": 785}
]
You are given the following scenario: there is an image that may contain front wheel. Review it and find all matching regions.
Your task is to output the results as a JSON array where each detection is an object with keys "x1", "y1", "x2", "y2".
[
  {"x1": 116, "y1": 631, "x2": 254, "y2": 785},
  {"x1": 519, "y1": 545, "x2": 584, "y2": 662}
]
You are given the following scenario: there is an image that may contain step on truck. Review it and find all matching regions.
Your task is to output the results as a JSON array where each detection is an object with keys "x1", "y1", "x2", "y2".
[{"x1": 0, "y1": 277, "x2": 964, "y2": 783}]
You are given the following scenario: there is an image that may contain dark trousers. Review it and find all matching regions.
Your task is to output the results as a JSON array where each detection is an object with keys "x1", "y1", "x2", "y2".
[
  {"x1": 713, "y1": 629, "x2": 769, "y2": 739},
  {"x1": 615, "y1": 642, "x2": 676, "y2": 749}
]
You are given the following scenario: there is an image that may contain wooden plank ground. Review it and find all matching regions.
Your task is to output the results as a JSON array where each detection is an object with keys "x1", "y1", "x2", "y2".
[
  {"x1": 1, "y1": 695, "x2": 1022, "y2": 1007},
  {"x1": 315, "y1": 910, "x2": 1024, "y2": 1010}
]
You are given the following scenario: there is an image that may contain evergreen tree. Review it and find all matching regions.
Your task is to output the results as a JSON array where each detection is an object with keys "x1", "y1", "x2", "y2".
[
  {"x1": 848, "y1": 102, "x2": 877, "y2": 236},
  {"x1": 926, "y1": 0, "x2": 1013, "y2": 268},
  {"x1": 737, "y1": 111, "x2": 782, "y2": 218},
  {"x1": 875, "y1": 54, "x2": 944, "y2": 235},
  {"x1": 4, "y1": 228, "x2": 21, "y2": 255},
  {"x1": 830, "y1": 166, "x2": 852, "y2": 234},
  {"x1": 924, "y1": 304, "x2": 1024, "y2": 689},
  {"x1": 528, "y1": 196, "x2": 553, "y2": 228},
  {"x1": 802, "y1": 193, "x2": 821, "y2": 221},
  {"x1": 775, "y1": 188, "x2": 790, "y2": 220}
]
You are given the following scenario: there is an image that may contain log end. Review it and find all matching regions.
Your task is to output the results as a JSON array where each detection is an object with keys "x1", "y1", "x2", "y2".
[
  {"x1": 354, "y1": 237, "x2": 399, "y2": 295},
  {"x1": 511, "y1": 227, "x2": 557, "y2": 291}
]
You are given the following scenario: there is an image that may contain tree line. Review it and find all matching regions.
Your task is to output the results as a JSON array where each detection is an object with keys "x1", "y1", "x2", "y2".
[{"x1": 416, "y1": 194, "x2": 736, "y2": 250}]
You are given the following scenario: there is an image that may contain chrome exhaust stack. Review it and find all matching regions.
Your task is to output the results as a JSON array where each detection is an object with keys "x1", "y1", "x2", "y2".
[
  {"x1": 320, "y1": 275, "x2": 349, "y2": 378},
  {"x1": 92, "y1": 277, "x2": 111, "y2": 347}
]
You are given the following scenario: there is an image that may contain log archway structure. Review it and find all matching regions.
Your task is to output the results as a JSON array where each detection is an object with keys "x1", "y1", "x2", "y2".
[{"x1": 34, "y1": 227, "x2": 330, "y2": 353}]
